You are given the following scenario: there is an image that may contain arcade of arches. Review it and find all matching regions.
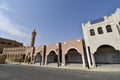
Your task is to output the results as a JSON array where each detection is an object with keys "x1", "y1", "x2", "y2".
[
  {"x1": 65, "y1": 48, "x2": 82, "y2": 64},
  {"x1": 88, "y1": 45, "x2": 120, "y2": 68},
  {"x1": 94, "y1": 45, "x2": 120, "y2": 64},
  {"x1": 34, "y1": 53, "x2": 42, "y2": 64},
  {"x1": 47, "y1": 51, "x2": 58, "y2": 64},
  {"x1": 2, "y1": 38, "x2": 120, "y2": 68}
]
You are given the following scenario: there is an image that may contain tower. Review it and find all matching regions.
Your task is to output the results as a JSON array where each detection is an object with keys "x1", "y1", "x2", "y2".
[{"x1": 30, "y1": 29, "x2": 37, "y2": 47}]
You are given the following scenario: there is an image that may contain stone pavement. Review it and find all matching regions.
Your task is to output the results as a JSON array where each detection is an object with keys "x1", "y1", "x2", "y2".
[
  {"x1": 1, "y1": 64, "x2": 120, "y2": 80},
  {"x1": 6, "y1": 62, "x2": 120, "y2": 72}
]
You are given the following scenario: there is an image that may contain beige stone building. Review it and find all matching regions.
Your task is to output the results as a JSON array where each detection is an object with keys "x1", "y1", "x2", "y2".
[
  {"x1": 2, "y1": 30, "x2": 36, "y2": 63},
  {"x1": 0, "y1": 37, "x2": 23, "y2": 54},
  {"x1": 34, "y1": 45, "x2": 46, "y2": 65},
  {"x1": 61, "y1": 39, "x2": 85, "y2": 67},
  {"x1": 2, "y1": 8, "x2": 120, "y2": 69},
  {"x1": 82, "y1": 8, "x2": 120, "y2": 68},
  {"x1": 3, "y1": 47, "x2": 28, "y2": 62},
  {"x1": 33, "y1": 39, "x2": 85, "y2": 67},
  {"x1": 0, "y1": 37, "x2": 23, "y2": 63}
]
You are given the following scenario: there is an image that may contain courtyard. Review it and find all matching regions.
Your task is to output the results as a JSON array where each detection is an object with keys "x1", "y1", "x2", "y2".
[{"x1": 0, "y1": 64, "x2": 120, "y2": 80}]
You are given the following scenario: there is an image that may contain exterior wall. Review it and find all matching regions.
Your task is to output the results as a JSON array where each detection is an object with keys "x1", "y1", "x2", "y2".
[
  {"x1": 82, "y1": 8, "x2": 120, "y2": 68},
  {"x1": 82, "y1": 8, "x2": 120, "y2": 54},
  {"x1": 25, "y1": 47, "x2": 34, "y2": 58},
  {"x1": 35, "y1": 39, "x2": 85, "y2": 66},
  {"x1": 45, "y1": 43, "x2": 61, "y2": 65},
  {"x1": 46, "y1": 43, "x2": 61, "y2": 56},
  {"x1": 3, "y1": 47, "x2": 28, "y2": 62},
  {"x1": 0, "y1": 37, "x2": 23, "y2": 54},
  {"x1": 34, "y1": 46, "x2": 45, "y2": 56},
  {"x1": 25, "y1": 47, "x2": 34, "y2": 55},
  {"x1": 62, "y1": 39, "x2": 84, "y2": 55},
  {"x1": 34, "y1": 46, "x2": 45, "y2": 64},
  {"x1": 61, "y1": 39, "x2": 85, "y2": 66}
]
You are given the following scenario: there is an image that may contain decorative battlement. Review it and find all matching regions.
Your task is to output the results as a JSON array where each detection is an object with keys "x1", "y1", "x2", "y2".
[
  {"x1": 82, "y1": 8, "x2": 120, "y2": 27},
  {"x1": 90, "y1": 18, "x2": 104, "y2": 24}
]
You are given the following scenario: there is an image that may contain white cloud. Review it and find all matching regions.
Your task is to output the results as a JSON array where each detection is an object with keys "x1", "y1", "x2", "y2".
[
  {"x1": 0, "y1": 12, "x2": 28, "y2": 37},
  {"x1": 0, "y1": 1, "x2": 29, "y2": 37},
  {"x1": 0, "y1": 1, "x2": 14, "y2": 12}
]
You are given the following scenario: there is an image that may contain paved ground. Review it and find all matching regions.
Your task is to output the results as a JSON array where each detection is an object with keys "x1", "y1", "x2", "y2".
[
  {"x1": 0, "y1": 64, "x2": 120, "y2": 80},
  {"x1": 19, "y1": 62, "x2": 120, "y2": 72}
]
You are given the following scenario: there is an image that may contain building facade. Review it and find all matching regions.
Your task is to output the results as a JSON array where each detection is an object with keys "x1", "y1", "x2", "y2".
[
  {"x1": 0, "y1": 37, "x2": 23, "y2": 54},
  {"x1": 61, "y1": 39, "x2": 85, "y2": 67},
  {"x1": 3, "y1": 47, "x2": 28, "y2": 62},
  {"x1": 33, "y1": 39, "x2": 85, "y2": 67},
  {"x1": 82, "y1": 8, "x2": 120, "y2": 68},
  {"x1": 2, "y1": 8, "x2": 120, "y2": 69}
]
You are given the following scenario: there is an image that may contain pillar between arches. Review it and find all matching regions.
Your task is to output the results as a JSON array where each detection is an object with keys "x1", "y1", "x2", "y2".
[
  {"x1": 82, "y1": 54, "x2": 86, "y2": 67},
  {"x1": 91, "y1": 54, "x2": 96, "y2": 68},
  {"x1": 41, "y1": 53, "x2": 44, "y2": 65},
  {"x1": 45, "y1": 53, "x2": 48, "y2": 65},
  {"x1": 62, "y1": 54, "x2": 65, "y2": 66},
  {"x1": 85, "y1": 47, "x2": 92, "y2": 68}
]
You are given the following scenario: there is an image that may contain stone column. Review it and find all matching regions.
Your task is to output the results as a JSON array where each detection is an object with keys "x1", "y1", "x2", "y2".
[
  {"x1": 41, "y1": 53, "x2": 44, "y2": 65},
  {"x1": 85, "y1": 47, "x2": 92, "y2": 67},
  {"x1": 57, "y1": 53, "x2": 60, "y2": 67},
  {"x1": 45, "y1": 54, "x2": 48, "y2": 65},
  {"x1": 24, "y1": 55, "x2": 27, "y2": 63},
  {"x1": 33, "y1": 56, "x2": 36, "y2": 64},
  {"x1": 91, "y1": 54, "x2": 96, "y2": 68},
  {"x1": 30, "y1": 53, "x2": 33, "y2": 64},
  {"x1": 82, "y1": 54, "x2": 86, "y2": 67},
  {"x1": 61, "y1": 54, "x2": 65, "y2": 66}
]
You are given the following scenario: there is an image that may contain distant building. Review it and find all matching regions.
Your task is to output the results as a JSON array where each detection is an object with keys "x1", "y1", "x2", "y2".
[
  {"x1": 3, "y1": 47, "x2": 28, "y2": 62},
  {"x1": 82, "y1": 8, "x2": 120, "y2": 68},
  {"x1": 2, "y1": 30, "x2": 36, "y2": 63},
  {"x1": 0, "y1": 37, "x2": 23, "y2": 54}
]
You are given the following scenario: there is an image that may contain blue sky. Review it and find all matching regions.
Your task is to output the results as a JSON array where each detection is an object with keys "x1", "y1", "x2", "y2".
[{"x1": 0, "y1": 0, "x2": 120, "y2": 46}]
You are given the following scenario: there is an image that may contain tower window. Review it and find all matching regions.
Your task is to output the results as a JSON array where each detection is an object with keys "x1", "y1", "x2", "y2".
[
  {"x1": 90, "y1": 29, "x2": 95, "y2": 36},
  {"x1": 106, "y1": 25, "x2": 112, "y2": 32},
  {"x1": 97, "y1": 27, "x2": 103, "y2": 34}
]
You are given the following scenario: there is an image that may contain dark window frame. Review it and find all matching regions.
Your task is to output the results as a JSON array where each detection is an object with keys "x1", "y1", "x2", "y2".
[
  {"x1": 106, "y1": 25, "x2": 112, "y2": 33},
  {"x1": 90, "y1": 29, "x2": 95, "y2": 36},
  {"x1": 97, "y1": 27, "x2": 103, "y2": 34}
]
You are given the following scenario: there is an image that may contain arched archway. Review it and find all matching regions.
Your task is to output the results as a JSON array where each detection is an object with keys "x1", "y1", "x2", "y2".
[
  {"x1": 26, "y1": 52, "x2": 31, "y2": 57},
  {"x1": 25, "y1": 52, "x2": 31, "y2": 63},
  {"x1": 65, "y1": 48, "x2": 82, "y2": 65},
  {"x1": 23, "y1": 54, "x2": 26, "y2": 59},
  {"x1": 94, "y1": 45, "x2": 120, "y2": 64},
  {"x1": 35, "y1": 52, "x2": 42, "y2": 64},
  {"x1": 47, "y1": 51, "x2": 58, "y2": 64}
]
